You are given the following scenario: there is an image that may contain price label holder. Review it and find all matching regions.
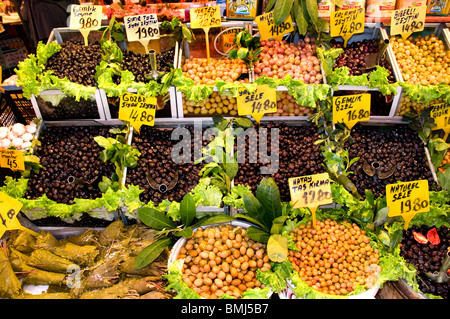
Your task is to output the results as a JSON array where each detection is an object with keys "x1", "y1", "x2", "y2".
[
  {"x1": 119, "y1": 92, "x2": 157, "y2": 133},
  {"x1": 0, "y1": 191, "x2": 38, "y2": 238},
  {"x1": 430, "y1": 102, "x2": 450, "y2": 141},
  {"x1": 390, "y1": 5, "x2": 426, "y2": 40},
  {"x1": 386, "y1": 180, "x2": 430, "y2": 230},
  {"x1": 124, "y1": 14, "x2": 160, "y2": 54},
  {"x1": 288, "y1": 173, "x2": 333, "y2": 228},
  {"x1": 332, "y1": 93, "x2": 371, "y2": 129},
  {"x1": 69, "y1": 5, "x2": 102, "y2": 46},
  {"x1": 255, "y1": 12, "x2": 295, "y2": 41},
  {"x1": 237, "y1": 84, "x2": 277, "y2": 123},
  {"x1": 190, "y1": 5, "x2": 222, "y2": 63},
  {"x1": 0, "y1": 148, "x2": 25, "y2": 171},
  {"x1": 330, "y1": 8, "x2": 365, "y2": 47}
]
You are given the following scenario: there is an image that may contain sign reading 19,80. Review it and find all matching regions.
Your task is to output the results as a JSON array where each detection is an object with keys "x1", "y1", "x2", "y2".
[
  {"x1": 332, "y1": 93, "x2": 371, "y2": 129},
  {"x1": 386, "y1": 180, "x2": 430, "y2": 229},
  {"x1": 69, "y1": 5, "x2": 102, "y2": 30},
  {"x1": 330, "y1": 8, "x2": 365, "y2": 47},
  {"x1": 119, "y1": 93, "x2": 157, "y2": 133},
  {"x1": 237, "y1": 84, "x2": 277, "y2": 123},
  {"x1": 124, "y1": 14, "x2": 160, "y2": 42}
]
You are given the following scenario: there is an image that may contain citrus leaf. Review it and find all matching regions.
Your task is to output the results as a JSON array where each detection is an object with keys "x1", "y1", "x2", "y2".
[
  {"x1": 180, "y1": 193, "x2": 196, "y2": 227},
  {"x1": 138, "y1": 206, "x2": 176, "y2": 230},
  {"x1": 134, "y1": 237, "x2": 174, "y2": 269}
]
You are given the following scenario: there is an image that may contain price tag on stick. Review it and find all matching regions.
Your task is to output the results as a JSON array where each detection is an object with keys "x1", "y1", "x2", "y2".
[
  {"x1": 124, "y1": 14, "x2": 160, "y2": 54},
  {"x1": 332, "y1": 93, "x2": 371, "y2": 129},
  {"x1": 289, "y1": 173, "x2": 333, "y2": 228},
  {"x1": 119, "y1": 93, "x2": 157, "y2": 133},
  {"x1": 390, "y1": 5, "x2": 426, "y2": 40},
  {"x1": 330, "y1": 8, "x2": 365, "y2": 47},
  {"x1": 386, "y1": 180, "x2": 430, "y2": 230},
  {"x1": 430, "y1": 102, "x2": 450, "y2": 141},
  {"x1": 255, "y1": 12, "x2": 295, "y2": 41},
  {"x1": 0, "y1": 191, "x2": 38, "y2": 238},
  {"x1": 190, "y1": 5, "x2": 222, "y2": 63},
  {"x1": 69, "y1": 5, "x2": 102, "y2": 46},
  {"x1": 0, "y1": 149, "x2": 25, "y2": 171},
  {"x1": 237, "y1": 84, "x2": 277, "y2": 123}
]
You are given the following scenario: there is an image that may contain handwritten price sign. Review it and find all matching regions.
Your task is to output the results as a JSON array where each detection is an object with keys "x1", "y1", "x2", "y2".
[
  {"x1": 0, "y1": 191, "x2": 23, "y2": 238},
  {"x1": 0, "y1": 149, "x2": 24, "y2": 171},
  {"x1": 125, "y1": 14, "x2": 160, "y2": 42},
  {"x1": 386, "y1": 180, "x2": 430, "y2": 229},
  {"x1": 69, "y1": 5, "x2": 102, "y2": 46},
  {"x1": 255, "y1": 12, "x2": 294, "y2": 41},
  {"x1": 69, "y1": 5, "x2": 102, "y2": 30},
  {"x1": 430, "y1": 102, "x2": 450, "y2": 140},
  {"x1": 190, "y1": 6, "x2": 221, "y2": 29},
  {"x1": 237, "y1": 85, "x2": 277, "y2": 123},
  {"x1": 289, "y1": 173, "x2": 333, "y2": 228},
  {"x1": 119, "y1": 93, "x2": 157, "y2": 133},
  {"x1": 390, "y1": 5, "x2": 426, "y2": 40},
  {"x1": 332, "y1": 93, "x2": 371, "y2": 129},
  {"x1": 330, "y1": 8, "x2": 365, "y2": 47}
]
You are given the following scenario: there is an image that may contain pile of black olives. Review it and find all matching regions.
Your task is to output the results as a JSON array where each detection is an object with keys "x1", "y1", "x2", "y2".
[
  {"x1": 45, "y1": 40, "x2": 102, "y2": 86},
  {"x1": 331, "y1": 38, "x2": 395, "y2": 83},
  {"x1": 234, "y1": 123, "x2": 325, "y2": 201},
  {"x1": 347, "y1": 125, "x2": 436, "y2": 198},
  {"x1": 125, "y1": 126, "x2": 206, "y2": 205},
  {"x1": 400, "y1": 225, "x2": 449, "y2": 299},
  {"x1": 122, "y1": 47, "x2": 175, "y2": 83},
  {"x1": 25, "y1": 126, "x2": 115, "y2": 204}
]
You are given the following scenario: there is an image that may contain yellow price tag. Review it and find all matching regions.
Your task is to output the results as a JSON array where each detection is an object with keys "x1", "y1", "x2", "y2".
[
  {"x1": 0, "y1": 148, "x2": 25, "y2": 171},
  {"x1": 430, "y1": 102, "x2": 450, "y2": 140},
  {"x1": 119, "y1": 93, "x2": 157, "y2": 133},
  {"x1": 0, "y1": 191, "x2": 23, "y2": 238},
  {"x1": 190, "y1": 6, "x2": 221, "y2": 29},
  {"x1": 390, "y1": 5, "x2": 426, "y2": 40},
  {"x1": 332, "y1": 93, "x2": 371, "y2": 129},
  {"x1": 237, "y1": 85, "x2": 277, "y2": 123},
  {"x1": 330, "y1": 8, "x2": 365, "y2": 47},
  {"x1": 69, "y1": 5, "x2": 102, "y2": 46},
  {"x1": 288, "y1": 173, "x2": 333, "y2": 228},
  {"x1": 386, "y1": 180, "x2": 430, "y2": 230},
  {"x1": 255, "y1": 12, "x2": 295, "y2": 41}
]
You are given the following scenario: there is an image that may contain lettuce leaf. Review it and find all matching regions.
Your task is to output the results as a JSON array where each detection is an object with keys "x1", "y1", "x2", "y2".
[
  {"x1": 256, "y1": 260, "x2": 294, "y2": 293},
  {"x1": 189, "y1": 177, "x2": 223, "y2": 207}
]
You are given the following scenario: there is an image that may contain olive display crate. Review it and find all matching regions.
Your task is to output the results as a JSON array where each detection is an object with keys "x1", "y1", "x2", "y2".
[
  {"x1": 119, "y1": 124, "x2": 228, "y2": 218},
  {"x1": 329, "y1": 24, "x2": 404, "y2": 122},
  {"x1": 20, "y1": 122, "x2": 126, "y2": 225},
  {"x1": 383, "y1": 23, "x2": 450, "y2": 118},
  {"x1": 30, "y1": 90, "x2": 107, "y2": 126},
  {"x1": 175, "y1": 85, "x2": 320, "y2": 123}
]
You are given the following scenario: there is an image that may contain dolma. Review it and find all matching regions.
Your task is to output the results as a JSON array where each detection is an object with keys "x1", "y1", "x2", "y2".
[
  {"x1": 50, "y1": 242, "x2": 99, "y2": 267},
  {"x1": 8, "y1": 230, "x2": 36, "y2": 253},
  {"x1": 28, "y1": 249, "x2": 76, "y2": 273},
  {"x1": 9, "y1": 248, "x2": 66, "y2": 286},
  {"x1": 0, "y1": 247, "x2": 22, "y2": 298},
  {"x1": 33, "y1": 231, "x2": 59, "y2": 250}
]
